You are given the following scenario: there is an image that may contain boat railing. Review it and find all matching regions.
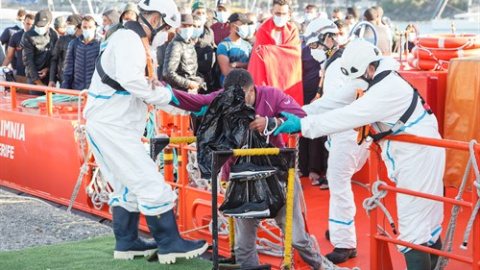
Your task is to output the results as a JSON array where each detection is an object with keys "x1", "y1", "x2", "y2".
[
  {"x1": 0, "y1": 81, "x2": 86, "y2": 116},
  {"x1": 367, "y1": 134, "x2": 480, "y2": 270}
]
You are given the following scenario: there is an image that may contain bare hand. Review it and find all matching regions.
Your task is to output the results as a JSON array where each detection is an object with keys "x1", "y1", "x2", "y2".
[
  {"x1": 38, "y1": 68, "x2": 48, "y2": 79},
  {"x1": 48, "y1": 81, "x2": 56, "y2": 88},
  {"x1": 249, "y1": 115, "x2": 267, "y2": 132},
  {"x1": 310, "y1": 93, "x2": 321, "y2": 103},
  {"x1": 189, "y1": 81, "x2": 200, "y2": 90}
]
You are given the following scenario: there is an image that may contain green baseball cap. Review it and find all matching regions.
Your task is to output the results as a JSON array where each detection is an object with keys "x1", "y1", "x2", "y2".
[{"x1": 192, "y1": 1, "x2": 206, "y2": 12}]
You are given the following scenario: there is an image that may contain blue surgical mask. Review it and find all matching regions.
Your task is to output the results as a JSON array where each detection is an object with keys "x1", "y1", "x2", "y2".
[
  {"x1": 82, "y1": 29, "x2": 96, "y2": 40},
  {"x1": 216, "y1": 12, "x2": 230, "y2": 23},
  {"x1": 192, "y1": 27, "x2": 204, "y2": 39},
  {"x1": 237, "y1": 25, "x2": 249, "y2": 39},
  {"x1": 179, "y1": 27, "x2": 194, "y2": 40},
  {"x1": 273, "y1": 15, "x2": 289, "y2": 28},
  {"x1": 34, "y1": 26, "x2": 48, "y2": 36},
  {"x1": 66, "y1": 25, "x2": 76, "y2": 36},
  {"x1": 15, "y1": 21, "x2": 24, "y2": 30}
]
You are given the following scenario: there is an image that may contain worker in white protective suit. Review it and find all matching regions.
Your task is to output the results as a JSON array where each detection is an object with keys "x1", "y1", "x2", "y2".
[
  {"x1": 83, "y1": 0, "x2": 207, "y2": 264},
  {"x1": 302, "y1": 18, "x2": 370, "y2": 264},
  {"x1": 275, "y1": 40, "x2": 444, "y2": 270}
]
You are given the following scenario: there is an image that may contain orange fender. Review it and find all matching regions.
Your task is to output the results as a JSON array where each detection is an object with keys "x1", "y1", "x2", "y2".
[
  {"x1": 408, "y1": 56, "x2": 449, "y2": 71},
  {"x1": 412, "y1": 47, "x2": 480, "y2": 61},
  {"x1": 415, "y1": 33, "x2": 480, "y2": 49}
]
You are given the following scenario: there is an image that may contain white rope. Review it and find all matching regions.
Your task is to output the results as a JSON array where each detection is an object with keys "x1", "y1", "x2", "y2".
[
  {"x1": 85, "y1": 167, "x2": 113, "y2": 210},
  {"x1": 68, "y1": 90, "x2": 90, "y2": 213},
  {"x1": 461, "y1": 140, "x2": 480, "y2": 246},
  {"x1": 362, "y1": 180, "x2": 398, "y2": 235}
]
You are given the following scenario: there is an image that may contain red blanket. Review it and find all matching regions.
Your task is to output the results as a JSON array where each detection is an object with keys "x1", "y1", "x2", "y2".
[{"x1": 248, "y1": 18, "x2": 303, "y2": 106}]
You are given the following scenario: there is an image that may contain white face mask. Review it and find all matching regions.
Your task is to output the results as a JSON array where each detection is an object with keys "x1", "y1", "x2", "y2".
[
  {"x1": 66, "y1": 25, "x2": 76, "y2": 36},
  {"x1": 237, "y1": 25, "x2": 249, "y2": 39},
  {"x1": 82, "y1": 29, "x2": 95, "y2": 40},
  {"x1": 198, "y1": 15, "x2": 207, "y2": 26},
  {"x1": 152, "y1": 31, "x2": 168, "y2": 48},
  {"x1": 337, "y1": 35, "x2": 349, "y2": 45},
  {"x1": 304, "y1": 12, "x2": 316, "y2": 22},
  {"x1": 216, "y1": 12, "x2": 230, "y2": 23},
  {"x1": 310, "y1": 48, "x2": 326, "y2": 63},
  {"x1": 273, "y1": 15, "x2": 289, "y2": 28},
  {"x1": 352, "y1": 78, "x2": 369, "y2": 91},
  {"x1": 248, "y1": 25, "x2": 256, "y2": 37},
  {"x1": 179, "y1": 27, "x2": 194, "y2": 40},
  {"x1": 34, "y1": 25, "x2": 48, "y2": 36}
]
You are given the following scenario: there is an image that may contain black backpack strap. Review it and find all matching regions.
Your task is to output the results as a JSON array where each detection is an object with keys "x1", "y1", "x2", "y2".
[
  {"x1": 366, "y1": 70, "x2": 433, "y2": 141},
  {"x1": 95, "y1": 51, "x2": 127, "y2": 91},
  {"x1": 94, "y1": 21, "x2": 149, "y2": 92},
  {"x1": 370, "y1": 90, "x2": 418, "y2": 141},
  {"x1": 324, "y1": 48, "x2": 344, "y2": 70}
]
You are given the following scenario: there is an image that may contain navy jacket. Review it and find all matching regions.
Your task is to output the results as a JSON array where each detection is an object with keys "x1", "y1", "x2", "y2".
[{"x1": 61, "y1": 35, "x2": 100, "y2": 90}]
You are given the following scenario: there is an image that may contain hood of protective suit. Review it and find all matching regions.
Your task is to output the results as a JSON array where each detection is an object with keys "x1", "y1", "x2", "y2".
[{"x1": 373, "y1": 56, "x2": 400, "y2": 78}]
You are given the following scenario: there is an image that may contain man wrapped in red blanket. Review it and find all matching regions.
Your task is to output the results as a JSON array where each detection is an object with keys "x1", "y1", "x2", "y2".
[{"x1": 248, "y1": 0, "x2": 303, "y2": 106}]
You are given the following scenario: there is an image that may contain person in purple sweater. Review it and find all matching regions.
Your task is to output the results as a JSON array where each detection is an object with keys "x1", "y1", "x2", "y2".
[{"x1": 170, "y1": 69, "x2": 330, "y2": 269}]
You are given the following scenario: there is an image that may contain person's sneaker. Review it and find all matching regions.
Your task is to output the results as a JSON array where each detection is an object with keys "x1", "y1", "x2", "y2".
[
  {"x1": 223, "y1": 201, "x2": 270, "y2": 218},
  {"x1": 325, "y1": 248, "x2": 357, "y2": 264},
  {"x1": 230, "y1": 171, "x2": 276, "y2": 182},
  {"x1": 229, "y1": 162, "x2": 277, "y2": 180},
  {"x1": 319, "y1": 176, "x2": 329, "y2": 190}
]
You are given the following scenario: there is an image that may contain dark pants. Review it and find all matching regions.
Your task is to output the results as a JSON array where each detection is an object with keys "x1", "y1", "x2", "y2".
[{"x1": 298, "y1": 136, "x2": 328, "y2": 176}]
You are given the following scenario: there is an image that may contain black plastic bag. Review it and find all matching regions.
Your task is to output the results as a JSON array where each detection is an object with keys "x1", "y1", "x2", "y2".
[
  {"x1": 196, "y1": 85, "x2": 255, "y2": 179},
  {"x1": 219, "y1": 132, "x2": 287, "y2": 218}
]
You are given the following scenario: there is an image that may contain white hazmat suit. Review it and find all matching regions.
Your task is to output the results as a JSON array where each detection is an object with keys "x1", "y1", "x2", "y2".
[
  {"x1": 84, "y1": 28, "x2": 177, "y2": 216},
  {"x1": 303, "y1": 51, "x2": 369, "y2": 249},
  {"x1": 301, "y1": 57, "x2": 445, "y2": 253}
]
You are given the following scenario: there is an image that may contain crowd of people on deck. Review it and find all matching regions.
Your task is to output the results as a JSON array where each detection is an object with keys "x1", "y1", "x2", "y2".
[{"x1": 1, "y1": 1, "x2": 443, "y2": 270}]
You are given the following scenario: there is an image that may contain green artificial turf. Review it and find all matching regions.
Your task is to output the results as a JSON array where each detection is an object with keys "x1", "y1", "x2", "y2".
[{"x1": 0, "y1": 236, "x2": 212, "y2": 270}]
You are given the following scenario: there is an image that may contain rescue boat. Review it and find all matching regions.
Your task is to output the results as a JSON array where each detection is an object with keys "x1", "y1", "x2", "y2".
[{"x1": 1, "y1": 45, "x2": 479, "y2": 270}]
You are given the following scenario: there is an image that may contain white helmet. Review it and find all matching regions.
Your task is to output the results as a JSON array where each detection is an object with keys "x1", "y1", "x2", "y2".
[
  {"x1": 340, "y1": 39, "x2": 382, "y2": 79},
  {"x1": 303, "y1": 18, "x2": 338, "y2": 46},
  {"x1": 137, "y1": 0, "x2": 181, "y2": 28}
]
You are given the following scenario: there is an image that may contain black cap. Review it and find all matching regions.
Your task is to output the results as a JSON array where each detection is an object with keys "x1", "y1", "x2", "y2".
[
  {"x1": 217, "y1": 0, "x2": 231, "y2": 9},
  {"x1": 34, "y1": 9, "x2": 53, "y2": 27},
  {"x1": 180, "y1": 14, "x2": 195, "y2": 25},
  {"x1": 228, "y1": 13, "x2": 251, "y2": 24}
]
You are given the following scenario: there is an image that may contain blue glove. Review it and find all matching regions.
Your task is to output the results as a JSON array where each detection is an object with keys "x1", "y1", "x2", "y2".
[
  {"x1": 273, "y1": 112, "x2": 301, "y2": 136},
  {"x1": 166, "y1": 84, "x2": 180, "y2": 106},
  {"x1": 192, "y1": 105, "x2": 208, "y2": 116}
]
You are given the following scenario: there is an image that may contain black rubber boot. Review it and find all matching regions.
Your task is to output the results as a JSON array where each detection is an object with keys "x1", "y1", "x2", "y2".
[
  {"x1": 145, "y1": 209, "x2": 208, "y2": 264},
  {"x1": 404, "y1": 247, "x2": 431, "y2": 270},
  {"x1": 325, "y1": 248, "x2": 357, "y2": 264},
  {"x1": 430, "y1": 238, "x2": 442, "y2": 270},
  {"x1": 112, "y1": 206, "x2": 157, "y2": 259}
]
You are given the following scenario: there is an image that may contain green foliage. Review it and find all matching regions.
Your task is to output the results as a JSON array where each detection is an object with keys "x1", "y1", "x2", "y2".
[{"x1": 0, "y1": 236, "x2": 212, "y2": 270}]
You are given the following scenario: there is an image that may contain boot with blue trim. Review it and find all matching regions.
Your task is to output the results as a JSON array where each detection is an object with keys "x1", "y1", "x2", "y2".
[
  {"x1": 112, "y1": 206, "x2": 158, "y2": 260},
  {"x1": 145, "y1": 209, "x2": 208, "y2": 264}
]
